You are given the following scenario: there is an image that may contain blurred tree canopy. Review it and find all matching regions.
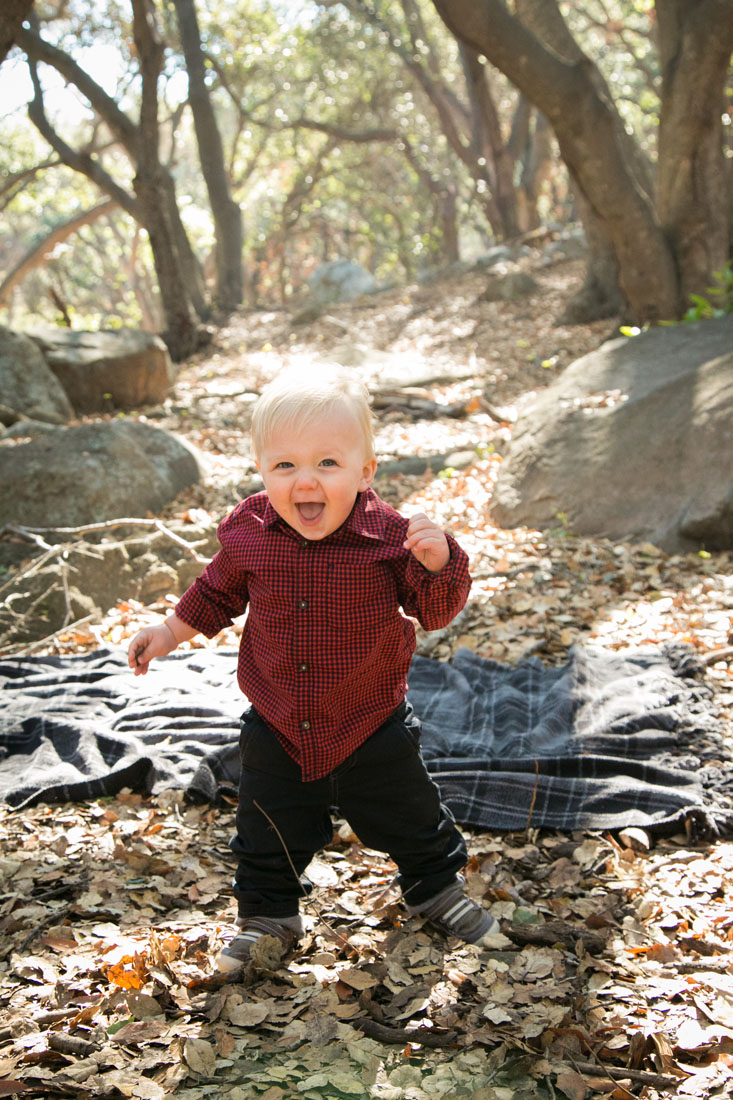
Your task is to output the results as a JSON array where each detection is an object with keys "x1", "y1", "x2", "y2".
[{"x1": 0, "y1": 0, "x2": 731, "y2": 357}]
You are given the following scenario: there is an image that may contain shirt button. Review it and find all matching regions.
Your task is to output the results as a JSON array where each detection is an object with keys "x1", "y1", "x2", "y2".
[
  {"x1": 301, "y1": 720, "x2": 311, "y2": 731},
  {"x1": 299, "y1": 599, "x2": 308, "y2": 609},
  {"x1": 301, "y1": 539, "x2": 309, "y2": 548},
  {"x1": 298, "y1": 662, "x2": 309, "y2": 673}
]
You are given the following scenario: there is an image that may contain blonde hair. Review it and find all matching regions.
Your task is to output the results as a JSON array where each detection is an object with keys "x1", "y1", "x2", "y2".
[{"x1": 251, "y1": 366, "x2": 375, "y2": 460}]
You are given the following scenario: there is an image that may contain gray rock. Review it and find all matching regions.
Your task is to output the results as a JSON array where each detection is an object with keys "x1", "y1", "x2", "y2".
[
  {"x1": 307, "y1": 260, "x2": 377, "y2": 304},
  {"x1": 0, "y1": 325, "x2": 73, "y2": 424},
  {"x1": 491, "y1": 315, "x2": 733, "y2": 551},
  {"x1": 0, "y1": 420, "x2": 201, "y2": 528},
  {"x1": 27, "y1": 327, "x2": 175, "y2": 414},
  {"x1": 3, "y1": 419, "x2": 61, "y2": 439},
  {"x1": 544, "y1": 227, "x2": 588, "y2": 263},
  {"x1": 478, "y1": 265, "x2": 540, "y2": 302},
  {"x1": 474, "y1": 245, "x2": 514, "y2": 269}
]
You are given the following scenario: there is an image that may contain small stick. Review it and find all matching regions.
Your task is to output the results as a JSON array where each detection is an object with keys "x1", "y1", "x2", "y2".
[
  {"x1": 252, "y1": 799, "x2": 354, "y2": 954},
  {"x1": 525, "y1": 759, "x2": 539, "y2": 833}
]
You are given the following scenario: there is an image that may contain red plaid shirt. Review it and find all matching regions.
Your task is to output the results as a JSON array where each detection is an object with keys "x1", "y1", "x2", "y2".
[{"x1": 175, "y1": 489, "x2": 471, "y2": 781}]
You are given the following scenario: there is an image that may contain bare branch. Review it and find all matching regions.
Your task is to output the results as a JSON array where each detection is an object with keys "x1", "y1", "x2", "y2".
[{"x1": 0, "y1": 198, "x2": 118, "y2": 306}]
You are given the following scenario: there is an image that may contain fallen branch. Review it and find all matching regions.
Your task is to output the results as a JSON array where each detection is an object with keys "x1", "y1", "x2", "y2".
[
  {"x1": 351, "y1": 1017, "x2": 457, "y2": 1048},
  {"x1": 371, "y1": 387, "x2": 484, "y2": 421},
  {"x1": 700, "y1": 646, "x2": 733, "y2": 665},
  {"x1": 471, "y1": 562, "x2": 542, "y2": 581},
  {"x1": 503, "y1": 919, "x2": 607, "y2": 956},
  {"x1": 3, "y1": 518, "x2": 211, "y2": 563},
  {"x1": 47, "y1": 1032, "x2": 101, "y2": 1057},
  {"x1": 562, "y1": 1059, "x2": 682, "y2": 1090},
  {"x1": 0, "y1": 614, "x2": 97, "y2": 657}
]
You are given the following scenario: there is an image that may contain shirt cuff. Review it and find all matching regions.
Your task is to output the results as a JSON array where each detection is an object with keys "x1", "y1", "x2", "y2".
[{"x1": 404, "y1": 535, "x2": 468, "y2": 586}]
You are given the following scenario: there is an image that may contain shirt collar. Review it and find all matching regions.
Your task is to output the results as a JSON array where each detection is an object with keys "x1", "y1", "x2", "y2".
[{"x1": 262, "y1": 488, "x2": 386, "y2": 541}]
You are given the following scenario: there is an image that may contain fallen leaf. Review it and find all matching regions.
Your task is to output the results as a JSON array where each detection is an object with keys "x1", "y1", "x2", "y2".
[
  {"x1": 555, "y1": 1070, "x2": 587, "y2": 1100},
  {"x1": 226, "y1": 1001, "x2": 271, "y2": 1027},
  {"x1": 183, "y1": 1037, "x2": 216, "y2": 1076}
]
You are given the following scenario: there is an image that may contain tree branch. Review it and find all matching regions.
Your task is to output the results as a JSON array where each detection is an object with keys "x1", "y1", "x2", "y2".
[
  {"x1": 25, "y1": 57, "x2": 139, "y2": 218},
  {"x1": 0, "y1": 199, "x2": 118, "y2": 306},
  {"x1": 16, "y1": 23, "x2": 138, "y2": 153}
]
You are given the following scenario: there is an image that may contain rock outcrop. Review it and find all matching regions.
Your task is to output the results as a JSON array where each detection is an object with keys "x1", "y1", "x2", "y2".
[{"x1": 491, "y1": 315, "x2": 733, "y2": 551}]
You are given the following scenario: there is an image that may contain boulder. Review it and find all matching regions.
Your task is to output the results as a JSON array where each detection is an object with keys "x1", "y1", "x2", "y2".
[
  {"x1": 543, "y1": 227, "x2": 588, "y2": 263},
  {"x1": 0, "y1": 420, "x2": 201, "y2": 528},
  {"x1": 0, "y1": 325, "x2": 73, "y2": 424},
  {"x1": 478, "y1": 264, "x2": 540, "y2": 302},
  {"x1": 306, "y1": 260, "x2": 377, "y2": 305},
  {"x1": 491, "y1": 315, "x2": 733, "y2": 552},
  {"x1": 0, "y1": 522, "x2": 218, "y2": 646},
  {"x1": 474, "y1": 245, "x2": 515, "y2": 269},
  {"x1": 27, "y1": 327, "x2": 175, "y2": 414}
]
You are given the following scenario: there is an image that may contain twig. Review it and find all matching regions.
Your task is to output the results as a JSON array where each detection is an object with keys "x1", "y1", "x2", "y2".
[
  {"x1": 479, "y1": 395, "x2": 517, "y2": 423},
  {"x1": 700, "y1": 646, "x2": 733, "y2": 665},
  {"x1": 2, "y1": 518, "x2": 210, "y2": 563},
  {"x1": 0, "y1": 614, "x2": 95, "y2": 657},
  {"x1": 0, "y1": 546, "x2": 58, "y2": 596},
  {"x1": 16, "y1": 905, "x2": 73, "y2": 953},
  {"x1": 351, "y1": 1017, "x2": 457, "y2": 1048},
  {"x1": 253, "y1": 799, "x2": 354, "y2": 954},
  {"x1": 562, "y1": 1060, "x2": 682, "y2": 1089},
  {"x1": 665, "y1": 958, "x2": 733, "y2": 973},
  {"x1": 60, "y1": 560, "x2": 73, "y2": 629},
  {"x1": 525, "y1": 759, "x2": 539, "y2": 832},
  {"x1": 471, "y1": 562, "x2": 542, "y2": 581}
]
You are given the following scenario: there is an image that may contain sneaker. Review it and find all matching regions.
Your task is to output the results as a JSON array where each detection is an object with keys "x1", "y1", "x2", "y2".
[
  {"x1": 408, "y1": 876, "x2": 500, "y2": 945},
  {"x1": 216, "y1": 915, "x2": 303, "y2": 972}
]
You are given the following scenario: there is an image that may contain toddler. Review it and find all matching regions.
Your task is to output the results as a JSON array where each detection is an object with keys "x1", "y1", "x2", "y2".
[{"x1": 128, "y1": 367, "x2": 498, "y2": 969}]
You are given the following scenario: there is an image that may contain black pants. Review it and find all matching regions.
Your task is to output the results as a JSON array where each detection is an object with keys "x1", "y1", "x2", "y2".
[{"x1": 231, "y1": 702, "x2": 467, "y2": 918}]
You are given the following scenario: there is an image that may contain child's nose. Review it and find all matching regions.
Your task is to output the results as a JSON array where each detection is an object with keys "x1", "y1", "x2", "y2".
[{"x1": 295, "y1": 468, "x2": 318, "y2": 488}]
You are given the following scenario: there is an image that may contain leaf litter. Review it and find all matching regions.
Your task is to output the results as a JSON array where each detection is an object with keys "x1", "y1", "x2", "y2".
[{"x1": 1, "y1": 260, "x2": 732, "y2": 1099}]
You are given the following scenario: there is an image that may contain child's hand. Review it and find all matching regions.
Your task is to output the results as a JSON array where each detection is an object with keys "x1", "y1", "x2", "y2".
[
  {"x1": 404, "y1": 512, "x2": 450, "y2": 574},
  {"x1": 127, "y1": 622, "x2": 177, "y2": 676}
]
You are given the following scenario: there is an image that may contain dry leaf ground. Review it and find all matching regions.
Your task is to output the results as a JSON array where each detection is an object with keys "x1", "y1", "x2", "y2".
[{"x1": 1, "y1": 258, "x2": 732, "y2": 1100}]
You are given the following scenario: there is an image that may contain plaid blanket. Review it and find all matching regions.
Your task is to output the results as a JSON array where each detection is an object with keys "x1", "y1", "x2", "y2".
[{"x1": 1, "y1": 644, "x2": 731, "y2": 835}]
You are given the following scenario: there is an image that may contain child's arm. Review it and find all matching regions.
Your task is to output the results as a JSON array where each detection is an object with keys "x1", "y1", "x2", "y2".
[
  {"x1": 403, "y1": 513, "x2": 450, "y2": 574},
  {"x1": 127, "y1": 613, "x2": 198, "y2": 676}
]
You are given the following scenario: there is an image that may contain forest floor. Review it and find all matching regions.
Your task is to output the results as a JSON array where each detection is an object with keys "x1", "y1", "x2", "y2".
[{"x1": 1, "y1": 258, "x2": 732, "y2": 1100}]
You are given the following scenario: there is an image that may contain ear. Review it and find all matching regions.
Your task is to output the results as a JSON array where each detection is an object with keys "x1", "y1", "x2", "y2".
[{"x1": 359, "y1": 456, "x2": 378, "y2": 492}]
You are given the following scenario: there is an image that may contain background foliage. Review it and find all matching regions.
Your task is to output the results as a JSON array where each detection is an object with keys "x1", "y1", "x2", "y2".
[{"x1": 0, "y1": 0, "x2": 731, "y2": 333}]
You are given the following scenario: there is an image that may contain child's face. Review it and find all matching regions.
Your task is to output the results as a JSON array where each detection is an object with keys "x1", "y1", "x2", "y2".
[{"x1": 256, "y1": 406, "x2": 377, "y2": 540}]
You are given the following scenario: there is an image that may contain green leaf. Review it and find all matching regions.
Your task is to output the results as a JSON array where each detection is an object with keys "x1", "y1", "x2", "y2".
[{"x1": 107, "y1": 1016, "x2": 135, "y2": 1035}]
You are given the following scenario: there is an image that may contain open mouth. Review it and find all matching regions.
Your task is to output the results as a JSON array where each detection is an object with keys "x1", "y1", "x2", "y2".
[{"x1": 296, "y1": 502, "x2": 325, "y2": 523}]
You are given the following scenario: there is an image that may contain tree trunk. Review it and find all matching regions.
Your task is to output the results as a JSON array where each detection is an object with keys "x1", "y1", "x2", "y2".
[
  {"x1": 557, "y1": 190, "x2": 624, "y2": 323},
  {"x1": 172, "y1": 0, "x2": 243, "y2": 311},
  {"x1": 18, "y1": 19, "x2": 208, "y2": 338},
  {"x1": 431, "y1": 0, "x2": 679, "y2": 322},
  {"x1": 513, "y1": 0, "x2": 634, "y2": 321},
  {"x1": 432, "y1": 0, "x2": 733, "y2": 324},
  {"x1": 656, "y1": 1, "x2": 733, "y2": 302},
  {"x1": 131, "y1": 0, "x2": 199, "y2": 361},
  {"x1": 459, "y1": 45, "x2": 521, "y2": 240},
  {"x1": 514, "y1": 108, "x2": 554, "y2": 234},
  {"x1": 0, "y1": 0, "x2": 34, "y2": 64}
]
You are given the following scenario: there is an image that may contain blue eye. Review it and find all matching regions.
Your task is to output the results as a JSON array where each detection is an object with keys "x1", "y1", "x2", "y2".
[
  {"x1": 275, "y1": 461, "x2": 293, "y2": 470},
  {"x1": 320, "y1": 458, "x2": 337, "y2": 467}
]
